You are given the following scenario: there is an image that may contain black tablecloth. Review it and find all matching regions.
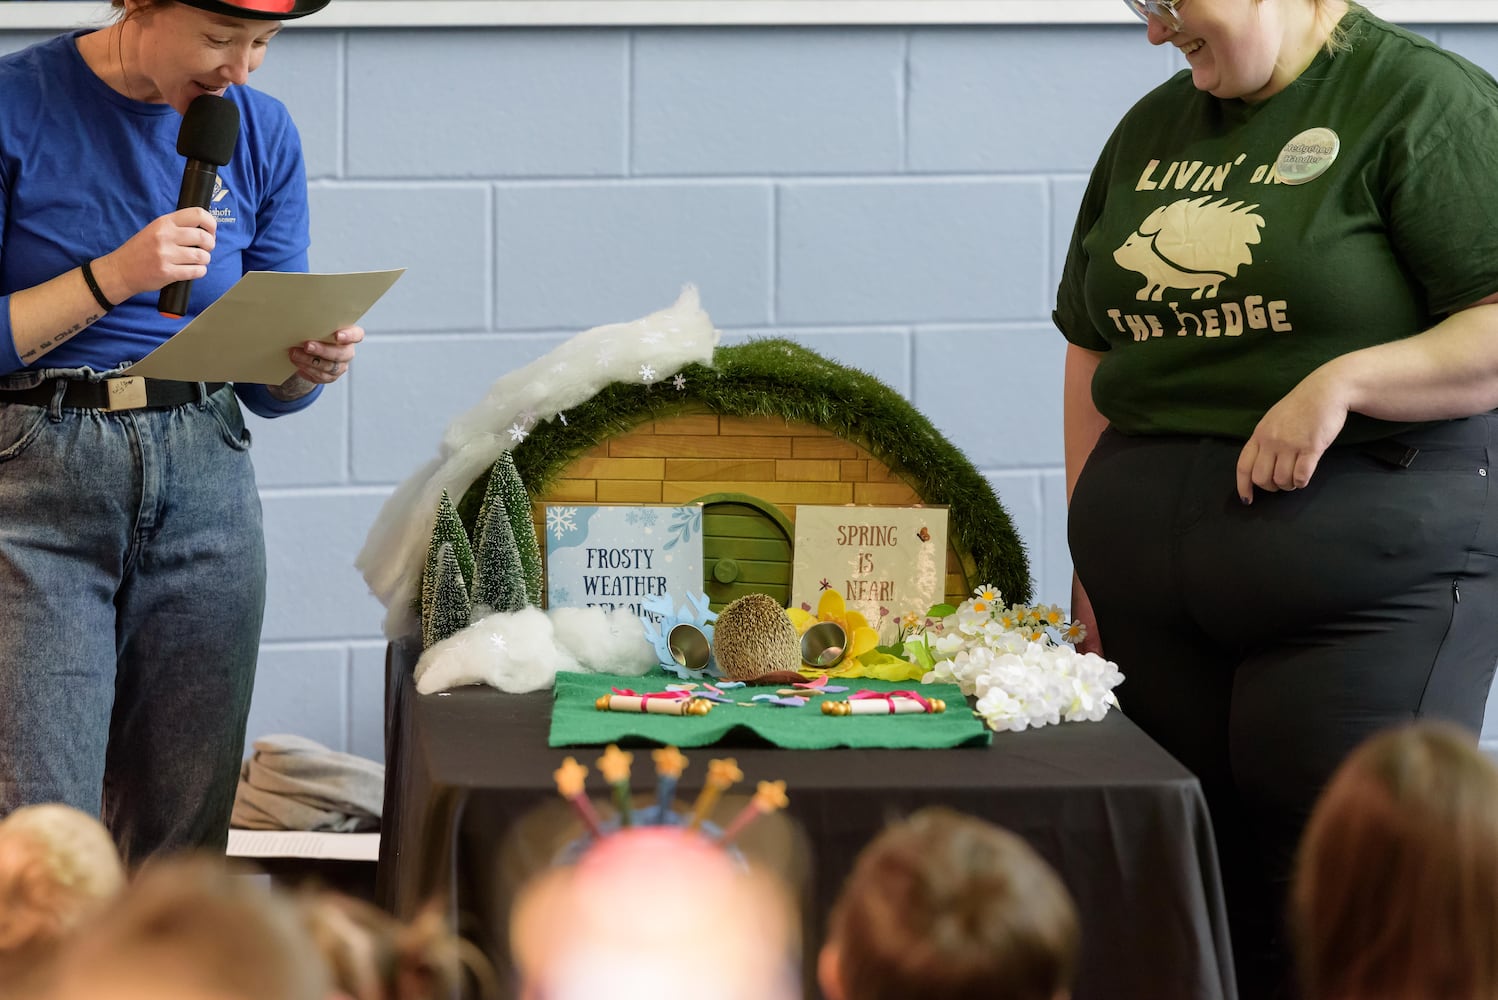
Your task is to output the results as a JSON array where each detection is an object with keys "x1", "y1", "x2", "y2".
[{"x1": 378, "y1": 641, "x2": 1237, "y2": 1000}]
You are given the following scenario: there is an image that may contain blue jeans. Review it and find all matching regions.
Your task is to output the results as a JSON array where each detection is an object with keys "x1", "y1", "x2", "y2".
[{"x1": 0, "y1": 373, "x2": 265, "y2": 865}]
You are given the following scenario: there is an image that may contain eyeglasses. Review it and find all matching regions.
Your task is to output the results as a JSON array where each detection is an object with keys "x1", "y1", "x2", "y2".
[{"x1": 1124, "y1": 0, "x2": 1184, "y2": 32}]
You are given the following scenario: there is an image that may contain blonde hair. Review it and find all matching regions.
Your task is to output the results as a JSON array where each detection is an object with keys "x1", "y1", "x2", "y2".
[
  {"x1": 827, "y1": 807, "x2": 1078, "y2": 1000},
  {"x1": 1292, "y1": 722, "x2": 1498, "y2": 1000},
  {"x1": 1313, "y1": 0, "x2": 1352, "y2": 54},
  {"x1": 0, "y1": 804, "x2": 124, "y2": 985}
]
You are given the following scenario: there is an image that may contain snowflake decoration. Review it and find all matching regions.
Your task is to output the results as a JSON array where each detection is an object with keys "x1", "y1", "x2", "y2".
[
  {"x1": 508, "y1": 421, "x2": 530, "y2": 443},
  {"x1": 550, "y1": 361, "x2": 570, "y2": 374},
  {"x1": 672, "y1": 373, "x2": 687, "y2": 391},
  {"x1": 546, "y1": 506, "x2": 578, "y2": 539},
  {"x1": 595, "y1": 351, "x2": 614, "y2": 369},
  {"x1": 489, "y1": 633, "x2": 507, "y2": 653},
  {"x1": 640, "y1": 364, "x2": 657, "y2": 382},
  {"x1": 642, "y1": 331, "x2": 665, "y2": 345},
  {"x1": 559, "y1": 412, "x2": 568, "y2": 426},
  {"x1": 641, "y1": 592, "x2": 721, "y2": 680}
]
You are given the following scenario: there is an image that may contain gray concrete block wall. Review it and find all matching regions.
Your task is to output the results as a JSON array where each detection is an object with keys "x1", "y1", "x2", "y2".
[{"x1": 3, "y1": 20, "x2": 1495, "y2": 758}]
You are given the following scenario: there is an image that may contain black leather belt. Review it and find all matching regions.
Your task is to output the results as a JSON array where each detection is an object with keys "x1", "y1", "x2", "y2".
[{"x1": 0, "y1": 377, "x2": 226, "y2": 412}]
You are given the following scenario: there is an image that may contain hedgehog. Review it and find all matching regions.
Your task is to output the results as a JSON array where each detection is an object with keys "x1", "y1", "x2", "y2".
[{"x1": 711, "y1": 593, "x2": 803, "y2": 684}]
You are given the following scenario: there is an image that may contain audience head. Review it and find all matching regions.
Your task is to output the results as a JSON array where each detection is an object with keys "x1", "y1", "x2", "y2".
[
  {"x1": 298, "y1": 891, "x2": 469, "y2": 1000},
  {"x1": 43, "y1": 854, "x2": 329, "y2": 1000},
  {"x1": 820, "y1": 807, "x2": 1078, "y2": 1000},
  {"x1": 1292, "y1": 720, "x2": 1498, "y2": 1000},
  {"x1": 510, "y1": 826, "x2": 799, "y2": 1000},
  {"x1": 0, "y1": 803, "x2": 125, "y2": 989}
]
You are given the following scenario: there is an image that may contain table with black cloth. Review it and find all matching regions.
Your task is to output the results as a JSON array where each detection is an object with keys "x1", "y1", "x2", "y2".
[{"x1": 377, "y1": 640, "x2": 1238, "y2": 1000}]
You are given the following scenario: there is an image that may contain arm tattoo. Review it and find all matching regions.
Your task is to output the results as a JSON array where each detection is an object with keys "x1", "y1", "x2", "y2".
[
  {"x1": 267, "y1": 373, "x2": 316, "y2": 402},
  {"x1": 18, "y1": 317, "x2": 93, "y2": 363}
]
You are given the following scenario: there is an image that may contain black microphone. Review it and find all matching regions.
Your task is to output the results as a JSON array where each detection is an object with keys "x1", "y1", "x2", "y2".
[{"x1": 158, "y1": 94, "x2": 241, "y2": 319}]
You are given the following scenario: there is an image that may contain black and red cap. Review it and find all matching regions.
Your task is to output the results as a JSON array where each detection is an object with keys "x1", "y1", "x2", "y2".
[{"x1": 171, "y1": 0, "x2": 331, "y2": 20}]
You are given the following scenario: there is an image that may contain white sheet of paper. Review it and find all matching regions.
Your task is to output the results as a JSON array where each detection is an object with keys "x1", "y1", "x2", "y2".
[
  {"x1": 126, "y1": 269, "x2": 405, "y2": 384},
  {"x1": 225, "y1": 829, "x2": 380, "y2": 861}
]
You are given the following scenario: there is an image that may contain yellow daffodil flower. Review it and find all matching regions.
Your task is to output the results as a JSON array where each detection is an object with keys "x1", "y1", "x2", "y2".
[{"x1": 788, "y1": 588, "x2": 881, "y2": 674}]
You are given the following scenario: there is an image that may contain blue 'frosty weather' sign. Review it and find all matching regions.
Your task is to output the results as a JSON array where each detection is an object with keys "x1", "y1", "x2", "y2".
[{"x1": 544, "y1": 504, "x2": 704, "y2": 619}]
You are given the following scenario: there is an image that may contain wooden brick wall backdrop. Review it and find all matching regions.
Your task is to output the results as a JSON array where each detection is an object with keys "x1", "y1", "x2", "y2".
[{"x1": 531, "y1": 411, "x2": 971, "y2": 606}]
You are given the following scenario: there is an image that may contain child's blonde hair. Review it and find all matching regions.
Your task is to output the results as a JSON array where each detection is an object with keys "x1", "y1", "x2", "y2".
[{"x1": 0, "y1": 803, "x2": 125, "y2": 988}]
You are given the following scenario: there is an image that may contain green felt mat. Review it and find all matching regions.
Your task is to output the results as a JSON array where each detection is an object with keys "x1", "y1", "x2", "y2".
[{"x1": 548, "y1": 672, "x2": 991, "y2": 749}]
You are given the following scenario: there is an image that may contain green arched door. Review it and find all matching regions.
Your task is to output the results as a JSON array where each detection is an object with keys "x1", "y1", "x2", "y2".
[{"x1": 693, "y1": 493, "x2": 795, "y2": 612}]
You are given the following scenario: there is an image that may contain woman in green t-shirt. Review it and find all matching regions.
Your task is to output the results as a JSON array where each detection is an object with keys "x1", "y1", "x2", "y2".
[{"x1": 1057, "y1": 1, "x2": 1498, "y2": 996}]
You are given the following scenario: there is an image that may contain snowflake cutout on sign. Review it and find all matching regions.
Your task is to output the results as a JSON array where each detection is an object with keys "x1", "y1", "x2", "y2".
[
  {"x1": 551, "y1": 585, "x2": 571, "y2": 604},
  {"x1": 639, "y1": 364, "x2": 656, "y2": 382},
  {"x1": 623, "y1": 508, "x2": 658, "y2": 528},
  {"x1": 672, "y1": 373, "x2": 687, "y2": 390},
  {"x1": 546, "y1": 506, "x2": 578, "y2": 540}
]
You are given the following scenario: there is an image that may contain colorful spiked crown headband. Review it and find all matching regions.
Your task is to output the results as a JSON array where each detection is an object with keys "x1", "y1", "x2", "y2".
[{"x1": 552, "y1": 745, "x2": 787, "y2": 855}]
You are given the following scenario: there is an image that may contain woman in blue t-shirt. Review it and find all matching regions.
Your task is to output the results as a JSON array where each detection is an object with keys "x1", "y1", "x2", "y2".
[
  {"x1": 0, "y1": 0, "x2": 359, "y2": 865},
  {"x1": 1058, "y1": 0, "x2": 1498, "y2": 995}
]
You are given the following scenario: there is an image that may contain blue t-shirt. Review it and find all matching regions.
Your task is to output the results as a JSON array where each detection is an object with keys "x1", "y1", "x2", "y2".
[{"x1": 0, "y1": 31, "x2": 320, "y2": 417}]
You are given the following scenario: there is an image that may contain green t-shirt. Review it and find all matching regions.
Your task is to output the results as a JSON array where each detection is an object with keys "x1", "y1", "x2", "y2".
[{"x1": 1054, "y1": 5, "x2": 1498, "y2": 442}]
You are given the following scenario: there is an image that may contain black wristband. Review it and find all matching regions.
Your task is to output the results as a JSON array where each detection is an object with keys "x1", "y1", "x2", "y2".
[{"x1": 80, "y1": 259, "x2": 115, "y2": 313}]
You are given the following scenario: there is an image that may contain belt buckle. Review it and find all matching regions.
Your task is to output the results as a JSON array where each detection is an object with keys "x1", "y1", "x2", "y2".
[{"x1": 103, "y1": 377, "x2": 148, "y2": 411}]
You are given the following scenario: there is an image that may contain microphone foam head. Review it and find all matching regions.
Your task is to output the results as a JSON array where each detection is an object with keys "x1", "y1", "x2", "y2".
[{"x1": 177, "y1": 94, "x2": 241, "y2": 165}]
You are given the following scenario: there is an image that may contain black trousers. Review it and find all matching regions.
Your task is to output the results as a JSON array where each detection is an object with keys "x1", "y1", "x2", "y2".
[{"x1": 1069, "y1": 414, "x2": 1498, "y2": 997}]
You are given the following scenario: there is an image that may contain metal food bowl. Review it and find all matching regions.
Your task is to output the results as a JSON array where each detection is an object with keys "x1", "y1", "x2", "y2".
[
  {"x1": 668, "y1": 623, "x2": 712, "y2": 672},
  {"x1": 801, "y1": 620, "x2": 848, "y2": 669}
]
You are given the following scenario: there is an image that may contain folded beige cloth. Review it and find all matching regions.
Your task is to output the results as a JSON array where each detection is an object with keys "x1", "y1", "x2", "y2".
[{"x1": 231, "y1": 734, "x2": 384, "y2": 832}]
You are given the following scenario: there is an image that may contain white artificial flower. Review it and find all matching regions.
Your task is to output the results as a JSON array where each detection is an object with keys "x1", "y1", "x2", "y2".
[
  {"x1": 911, "y1": 606, "x2": 1124, "y2": 733},
  {"x1": 931, "y1": 632, "x2": 968, "y2": 657}
]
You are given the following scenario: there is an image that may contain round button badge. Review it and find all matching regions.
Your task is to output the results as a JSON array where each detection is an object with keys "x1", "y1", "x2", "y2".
[{"x1": 1276, "y1": 127, "x2": 1340, "y2": 185}]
